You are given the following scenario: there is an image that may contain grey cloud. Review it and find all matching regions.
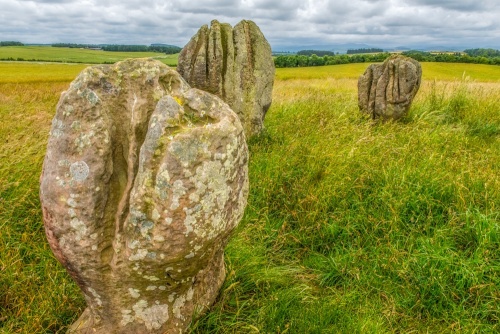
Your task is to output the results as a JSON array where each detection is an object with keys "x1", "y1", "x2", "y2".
[
  {"x1": 17, "y1": 0, "x2": 79, "y2": 3},
  {"x1": 298, "y1": 1, "x2": 389, "y2": 25},
  {"x1": 169, "y1": 0, "x2": 303, "y2": 21},
  {"x1": 0, "y1": 0, "x2": 498, "y2": 49},
  {"x1": 404, "y1": 0, "x2": 497, "y2": 11}
]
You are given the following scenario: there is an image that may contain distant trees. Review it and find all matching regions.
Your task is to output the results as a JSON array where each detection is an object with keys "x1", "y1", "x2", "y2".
[
  {"x1": 51, "y1": 43, "x2": 181, "y2": 54},
  {"x1": 274, "y1": 52, "x2": 391, "y2": 68},
  {"x1": 399, "y1": 50, "x2": 429, "y2": 61},
  {"x1": 297, "y1": 50, "x2": 336, "y2": 57},
  {"x1": 347, "y1": 48, "x2": 383, "y2": 54},
  {"x1": 103, "y1": 44, "x2": 181, "y2": 54},
  {"x1": 101, "y1": 45, "x2": 150, "y2": 52},
  {"x1": 148, "y1": 44, "x2": 182, "y2": 54},
  {"x1": 274, "y1": 50, "x2": 500, "y2": 68},
  {"x1": 0, "y1": 41, "x2": 24, "y2": 46},
  {"x1": 272, "y1": 51, "x2": 293, "y2": 56},
  {"x1": 402, "y1": 50, "x2": 500, "y2": 65},
  {"x1": 52, "y1": 43, "x2": 100, "y2": 49},
  {"x1": 464, "y1": 48, "x2": 500, "y2": 58}
]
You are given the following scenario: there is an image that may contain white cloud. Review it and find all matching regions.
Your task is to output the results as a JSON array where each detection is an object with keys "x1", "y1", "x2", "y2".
[
  {"x1": 404, "y1": 0, "x2": 497, "y2": 11},
  {"x1": 0, "y1": 0, "x2": 498, "y2": 49}
]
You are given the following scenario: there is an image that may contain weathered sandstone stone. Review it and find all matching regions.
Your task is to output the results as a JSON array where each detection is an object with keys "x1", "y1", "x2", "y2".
[
  {"x1": 40, "y1": 58, "x2": 248, "y2": 333},
  {"x1": 358, "y1": 55, "x2": 422, "y2": 120},
  {"x1": 177, "y1": 19, "x2": 275, "y2": 137}
]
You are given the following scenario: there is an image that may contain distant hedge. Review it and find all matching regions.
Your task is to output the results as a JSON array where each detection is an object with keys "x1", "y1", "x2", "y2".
[
  {"x1": 464, "y1": 48, "x2": 500, "y2": 58},
  {"x1": 347, "y1": 48, "x2": 383, "y2": 54},
  {"x1": 102, "y1": 45, "x2": 181, "y2": 54},
  {"x1": 274, "y1": 50, "x2": 500, "y2": 68},
  {"x1": 401, "y1": 50, "x2": 500, "y2": 65},
  {"x1": 274, "y1": 53, "x2": 391, "y2": 68},
  {"x1": 51, "y1": 43, "x2": 181, "y2": 54},
  {"x1": 0, "y1": 41, "x2": 24, "y2": 46},
  {"x1": 52, "y1": 43, "x2": 100, "y2": 49},
  {"x1": 297, "y1": 50, "x2": 336, "y2": 57}
]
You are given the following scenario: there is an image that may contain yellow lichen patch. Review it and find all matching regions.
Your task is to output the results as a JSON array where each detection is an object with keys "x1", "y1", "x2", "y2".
[{"x1": 173, "y1": 96, "x2": 185, "y2": 106}]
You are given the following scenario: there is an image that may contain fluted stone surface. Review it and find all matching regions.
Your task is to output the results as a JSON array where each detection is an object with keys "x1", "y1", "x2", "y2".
[
  {"x1": 40, "y1": 58, "x2": 248, "y2": 333},
  {"x1": 178, "y1": 19, "x2": 275, "y2": 137},
  {"x1": 358, "y1": 55, "x2": 422, "y2": 120}
]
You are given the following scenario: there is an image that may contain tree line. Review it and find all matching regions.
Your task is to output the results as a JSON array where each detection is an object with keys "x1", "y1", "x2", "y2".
[
  {"x1": 51, "y1": 43, "x2": 181, "y2": 54},
  {"x1": 297, "y1": 50, "x2": 336, "y2": 57},
  {"x1": 463, "y1": 48, "x2": 500, "y2": 58},
  {"x1": 0, "y1": 41, "x2": 24, "y2": 46},
  {"x1": 52, "y1": 43, "x2": 100, "y2": 49},
  {"x1": 275, "y1": 49, "x2": 500, "y2": 68},
  {"x1": 101, "y1": 44, "x2": 181, "y2": 54},
  {"x1": 347, "y1": 48, "x2": 383, "y2": 54},
  {"x1": 401, "y1": 50, "x2": 500, "y2": 65},
  {"x1": 274, "y1": 52, "x2": 391, "y2": 68}
]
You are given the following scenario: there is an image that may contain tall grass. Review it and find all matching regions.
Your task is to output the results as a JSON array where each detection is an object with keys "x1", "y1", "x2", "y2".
[
  {"x1": 1, "y1": 78, "x2": 85, "y2": 332},
  {"x1": 1, "y1": 63, "x2": 499, "y2": 333},
  {"x1": 191, "y1": 69, "x2": 500, "y2": 332}
]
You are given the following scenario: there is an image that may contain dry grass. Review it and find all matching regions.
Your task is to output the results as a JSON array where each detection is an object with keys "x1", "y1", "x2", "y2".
[{"x1": 1, "y1": 79, "x2": 86, "y2": 332}]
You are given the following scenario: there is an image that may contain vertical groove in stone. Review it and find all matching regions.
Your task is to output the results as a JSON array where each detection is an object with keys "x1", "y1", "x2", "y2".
[
  {"x1": 220, "y1": 24, "x2": 229, "y2": 101},
  {"x1": 40, "y1": 59, "x2": 248, "y2": 333},
  {"x1": 358, "y1": 55, "x2": 422, "y2": 120},
  {"x1": 178, "y1": 19, "x2": 275, "y2": 137}
]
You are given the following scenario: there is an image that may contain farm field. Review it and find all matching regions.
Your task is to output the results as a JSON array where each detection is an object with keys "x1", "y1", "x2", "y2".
[
  {"x1": 1, "y1": 61, "x2": 499, "y2": 333},
  {"x1": 0, "y1": 46, "x2": 179, "y2": 66},
  {"x1": 276, "y1": 62, "x2": 500, "y2": 82}
]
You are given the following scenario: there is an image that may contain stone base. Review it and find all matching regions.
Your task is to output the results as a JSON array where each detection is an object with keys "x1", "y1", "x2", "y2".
[{"x1": 68, "y1": 252, "x2": 227, "y2": 333}]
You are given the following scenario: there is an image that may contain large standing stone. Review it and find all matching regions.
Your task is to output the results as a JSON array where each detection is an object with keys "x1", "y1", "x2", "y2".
[
  {"x1": 177, "y1": 19, "x2": 275, "y2": 137},
  {"x1": 40, "y1": 58, "x2": 248, "y2": 333},
  {"x1": 358, "y1": 55, "x2": 422, "y2": 120}
]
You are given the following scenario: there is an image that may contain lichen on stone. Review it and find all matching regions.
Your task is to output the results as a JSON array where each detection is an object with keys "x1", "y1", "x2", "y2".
[
  {"x1": 178, "y1": 19, "x2": 275, "y2": 137},
  {"x1": 69, "y1": 161, "x2": 89, "y2": 182},
  {"x1": 41, "y1": 58, "x2": 248, "y2": 333},
  {"x1": 358, "y1": 54, "x2": 422, "y2": 120}
]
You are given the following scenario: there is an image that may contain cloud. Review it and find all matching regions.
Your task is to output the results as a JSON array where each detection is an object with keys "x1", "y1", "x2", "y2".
[
  {"x1": 0, "y1": 0, "x2": 498, "y2": 49},
  {"x1": 17, "y1": 0, "x2": 79, "y2": 3},
  {"x1": 404, "y1": 0, "x2": 497, "y2": 11}
]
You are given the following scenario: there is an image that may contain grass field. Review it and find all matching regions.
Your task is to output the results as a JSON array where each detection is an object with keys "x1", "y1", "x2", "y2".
[
  {"x1": 0, "y1": 46, "x2": 179, "y2": 66},
  {"x1": 1, "y1": 61, "x2": 499, "y2": 333},
  {"x1": 276, "y1": 62, "x2": 500, "y2": 82}
]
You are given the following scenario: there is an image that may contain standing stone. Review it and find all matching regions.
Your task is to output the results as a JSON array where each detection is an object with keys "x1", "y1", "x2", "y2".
[
  {"x1": 358, "y1": 55, "x2": 422, "y2": 120},
  {"x1": 178, "y1": 19, "x2": 275, "y2": 137},
  {"x1": 40, "y1": 58, "x2": 248, "y2": 333}
]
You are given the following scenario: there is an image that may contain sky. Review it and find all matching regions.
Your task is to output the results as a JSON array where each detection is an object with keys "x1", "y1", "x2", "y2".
[{"x1": 1, "y1": 0, "x2": 499, "y2": 51}]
